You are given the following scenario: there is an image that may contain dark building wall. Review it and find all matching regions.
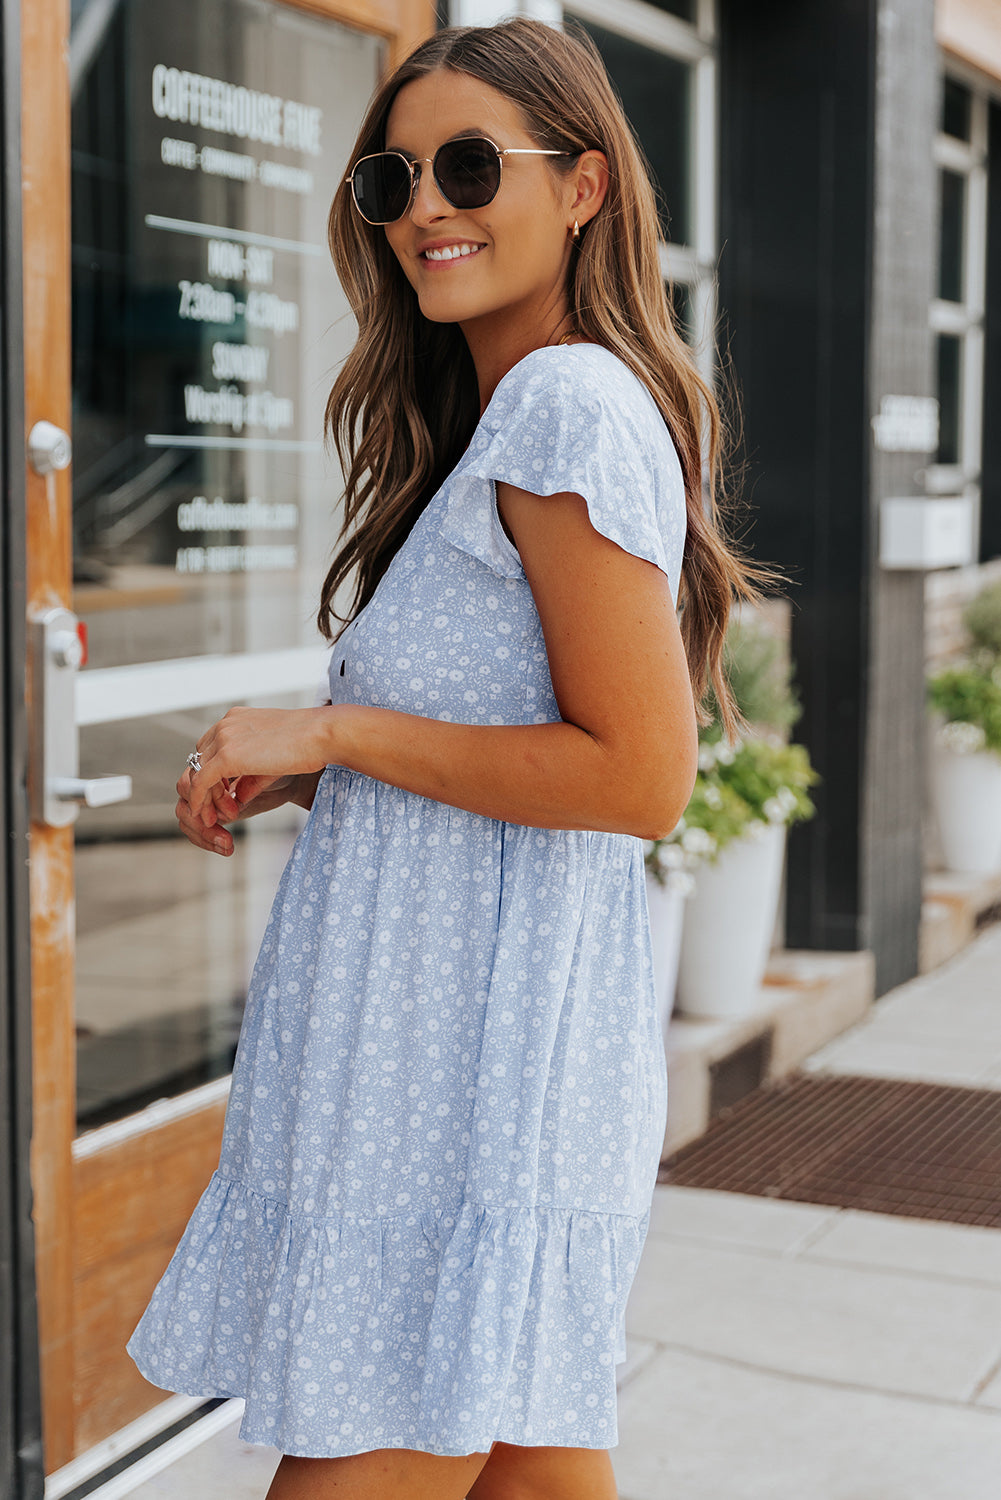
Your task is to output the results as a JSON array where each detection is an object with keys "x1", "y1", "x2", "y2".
[
  {"x1": 717, "y1": 0, "x2": 936, "y2": 992},
  {"x1": 717, "y1": 0, "x2": 875, "y2": 956}
]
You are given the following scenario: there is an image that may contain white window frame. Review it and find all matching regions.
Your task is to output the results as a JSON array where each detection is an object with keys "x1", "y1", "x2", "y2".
[
  {"x1": 565, "y1": 0, "x2": 718, "y2": 390},
  {"x1": 928, "y1": 61, "x2": 991, "y2": 560},
  {"x1": 451, "y1": 0, "x2": 719, "y2": 390}
]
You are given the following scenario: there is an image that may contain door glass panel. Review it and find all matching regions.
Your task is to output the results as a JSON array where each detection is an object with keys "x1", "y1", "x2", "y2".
[
  {"x1": 75, "y1": 695, "x2": 306, "y2": 1130},
  {"x1": 70, "y1": 0, "x2": 382, "y2": 1132}
]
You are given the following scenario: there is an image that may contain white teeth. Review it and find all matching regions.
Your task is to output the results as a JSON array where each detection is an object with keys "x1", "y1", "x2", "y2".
[{"x1": 424, "y1": 243, "x2": 480, "y2": 261}]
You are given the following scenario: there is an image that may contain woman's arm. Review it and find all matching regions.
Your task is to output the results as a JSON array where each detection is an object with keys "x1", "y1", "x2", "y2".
[{"x1": 187, "y1": 487, "x2": 699, "y2": 840}]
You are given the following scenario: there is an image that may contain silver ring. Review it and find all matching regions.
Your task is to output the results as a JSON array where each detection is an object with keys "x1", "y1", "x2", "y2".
[{"x1": 186, "y1": 750, "x2": 202, "y2": 773}]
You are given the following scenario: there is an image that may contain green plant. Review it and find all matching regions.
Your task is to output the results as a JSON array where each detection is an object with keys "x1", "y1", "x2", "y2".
[
  {"x1": 963, "y1": 580, "x2": 1001, "y2": 668},
  {"x1": 646, "y1": 733, "x2": 819, "y2": 884},
  {"x1": 927, "y1": 664, "x2": 1001, "y2": 757}
]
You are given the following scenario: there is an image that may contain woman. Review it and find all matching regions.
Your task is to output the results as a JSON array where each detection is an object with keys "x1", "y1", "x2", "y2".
[{"x1": 128, "y1": 19, "x2": 757, "y2": 1499}]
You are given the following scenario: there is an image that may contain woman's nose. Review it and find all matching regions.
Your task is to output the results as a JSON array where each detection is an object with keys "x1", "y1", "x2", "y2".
[{"x1": 409, "y1": 161, "x2": 452, "y2": 225}]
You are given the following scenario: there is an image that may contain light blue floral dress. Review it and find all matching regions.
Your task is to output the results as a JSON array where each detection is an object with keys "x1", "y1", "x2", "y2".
[{"x1": 128, "y1": 343, "x2": 687, "y2": 1458}]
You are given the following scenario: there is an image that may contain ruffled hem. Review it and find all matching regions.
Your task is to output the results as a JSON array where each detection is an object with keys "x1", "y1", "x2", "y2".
[{"x1": 128, "y1": 1172, "x2": 648, "y2": 1457}]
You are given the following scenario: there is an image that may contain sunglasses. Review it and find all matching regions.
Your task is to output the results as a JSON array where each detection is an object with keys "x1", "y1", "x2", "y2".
[{"x1": 347, "y1": 135, "x2": 573, "y2": 225}]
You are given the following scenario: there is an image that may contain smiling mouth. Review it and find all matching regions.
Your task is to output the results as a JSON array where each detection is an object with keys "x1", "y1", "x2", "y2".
[{"x1": 421, "y1": 243, "x2": 485, "y2": 262}]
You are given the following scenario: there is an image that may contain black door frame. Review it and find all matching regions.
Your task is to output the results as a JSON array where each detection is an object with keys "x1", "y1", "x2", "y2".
[{"x1": 0, "y1": 0, "x2": 44, "y2": 1493}]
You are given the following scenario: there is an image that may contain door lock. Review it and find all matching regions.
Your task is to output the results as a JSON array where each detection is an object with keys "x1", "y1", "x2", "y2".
[
  {"x1": 28, "y1": 421, "x2": 73, "y2": 476},
  {"x1": 29, "y1": 607, "x2": 132, "y2": 827}
]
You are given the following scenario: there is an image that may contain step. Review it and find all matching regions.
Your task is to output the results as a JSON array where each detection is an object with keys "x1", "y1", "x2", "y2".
[
  {"x1": 662, "y1": 949, "x2": 875, "y2": 1158},
  {"x1": 920, "y1": 868, "x2": 1001, "y2": 973}
]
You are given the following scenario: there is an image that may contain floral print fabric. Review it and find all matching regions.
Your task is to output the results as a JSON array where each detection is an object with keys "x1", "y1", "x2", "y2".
[{"x1": 127, "y1": 343, "x2": 687, "y2": 1457}]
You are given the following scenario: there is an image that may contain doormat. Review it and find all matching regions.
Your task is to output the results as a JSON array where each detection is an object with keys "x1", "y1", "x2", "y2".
[{"x1": 659, "y1": 1072, "x2": 1001, "y2": 1229}]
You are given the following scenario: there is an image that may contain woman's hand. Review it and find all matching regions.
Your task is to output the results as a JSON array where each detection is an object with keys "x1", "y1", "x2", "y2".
[
  {"x1": 172, "y1": 774, "x2": 280, "y2": 858},
  {"x1": 185, "y1": 706, "x2": 331, "y2": 823},
  {"x1": 175, "y1": 768, "x2": 296, "y2": 856}
]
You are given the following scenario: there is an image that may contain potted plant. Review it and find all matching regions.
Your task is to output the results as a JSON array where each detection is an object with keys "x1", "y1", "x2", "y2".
[
  {"x1": 646, "y1": 622, "x2": 818, "y2": 1019},
  {"x1": 927, "y1": 661, "x2": 1001, "y2": 874}
]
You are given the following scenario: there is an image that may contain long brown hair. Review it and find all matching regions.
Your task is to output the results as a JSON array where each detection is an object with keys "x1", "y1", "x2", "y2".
[{"x1": 320, "y1": 18, "x2": 763, "y2": 734}]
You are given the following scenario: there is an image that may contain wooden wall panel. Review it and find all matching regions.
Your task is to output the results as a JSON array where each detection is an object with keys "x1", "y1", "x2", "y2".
[
  {"x1": 72, "y1": 1102, "x2": 226, "y2": 1451},
  {"x1": 288, "y1": 0, "x2": 434, "y2": 63}
]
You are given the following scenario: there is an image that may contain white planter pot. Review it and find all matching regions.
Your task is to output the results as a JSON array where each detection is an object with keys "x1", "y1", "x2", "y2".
[
  {"x1": 676, "y1": 823, "x2": 786, "y2": 1019},
  {"x1": 645, "y1": 873, "x2": 686, "y2": 1035},
  {"x1": 931, "y1": 743, "x2": 1001, "y2": 874}
]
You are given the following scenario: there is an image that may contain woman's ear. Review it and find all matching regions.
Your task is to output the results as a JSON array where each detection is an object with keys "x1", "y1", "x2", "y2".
[{"x1": 570, "y1": 150, "x2": 610, "y2": 230}]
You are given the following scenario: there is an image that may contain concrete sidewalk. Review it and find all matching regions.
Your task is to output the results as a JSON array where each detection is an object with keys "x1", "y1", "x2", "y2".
[
  {"x1": 615, "y1": 921, "x2": 1001, "y2": 1499},
  {"x1": 98, "y1": 925, "x2": 1001, "y2": 1500}
]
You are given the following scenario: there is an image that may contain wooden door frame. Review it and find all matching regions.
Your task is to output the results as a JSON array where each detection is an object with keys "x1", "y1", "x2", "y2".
[
  {"x1": 22, "y1": 0, "x2": 76, "y2": 1474},
  {"x1": 2, "y1": 0, "x2": 44, "y2": 1489},
  {"x1": 22, "y1": 0, "x2": 435, "y2": 1476}
]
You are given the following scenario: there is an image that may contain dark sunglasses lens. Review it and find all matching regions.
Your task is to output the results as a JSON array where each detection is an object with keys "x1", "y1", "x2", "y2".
[
  {"x1": 435, "y1": 139, "x2": 501, "y2": 209},
  {"x1": 352, "y1": 154, "x2": 412, "y2": 223}
]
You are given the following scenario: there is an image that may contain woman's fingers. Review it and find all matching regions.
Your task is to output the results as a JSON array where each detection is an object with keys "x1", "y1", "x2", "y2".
[
  {"x1": 187, "y1": 734, "x2": 235, "y2": 818},
  {"x1": 213, "y1": 779, "x2": 242, "y2": 822},
  {"x1": 176, "y1": 748, "x2": 234, "y2": 853},
  {"x1": 186, "y1": 705, "x2": 327, "y2": 818},
  {"x1": 175, "y1": 743, "x2": 280, "y2": 856},
  {"x1": 175, "y1": 765, "x2": 235, "y2": 854},
  {"x1": 182, "y1": 703, "x2": 324, "y2": 822},
  {"x1": 175, "y1": 796, "x2": 234, "y2": 855},
  {"x1": 175, "y1": 762, "x2": 287, "y2": 856},
  {"x1": 229, "y1": 773, "x2": 289, "y2": 814},
  {"x1": 175, "y1": 765, "x2": 226, "y2": 818}
]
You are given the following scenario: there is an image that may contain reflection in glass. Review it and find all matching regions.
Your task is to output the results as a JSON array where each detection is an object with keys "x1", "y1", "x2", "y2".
[
  {"x1": 938, "y1": 169, "x2": 965, "y2": 304},
  {"x1": 936, "y1": 334, "x2": 962, "y2": 466},
  {"x1": 576, "y1": 19, "x2": 692, "y2": 244},
  {"x1": 942, "y1": 77, "x2": 972, "y2": 142}
]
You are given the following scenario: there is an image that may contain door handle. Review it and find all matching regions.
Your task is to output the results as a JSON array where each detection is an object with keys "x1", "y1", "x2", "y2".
[
  {"x1": 29, "y1": 606, "x2": 133, "y2": 826},
  {"x1": 51, "y1": 776, "x2": 134, "y2": 808}
]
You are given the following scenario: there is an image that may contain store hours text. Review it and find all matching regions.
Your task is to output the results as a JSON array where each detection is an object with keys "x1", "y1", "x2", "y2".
[{"x1": 177, "y1": 279, "x2": 299, "y2": 335}]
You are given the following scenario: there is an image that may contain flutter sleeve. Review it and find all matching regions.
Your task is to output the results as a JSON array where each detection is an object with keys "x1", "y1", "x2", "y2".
[{"x1": 440, "y1": 346, "x2": 687, "y2": 603}]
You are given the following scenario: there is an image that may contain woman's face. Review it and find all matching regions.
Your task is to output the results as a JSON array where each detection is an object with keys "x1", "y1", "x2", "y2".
[{"x1": 382, "y1": 70, "x2": 580, "y2": 340}]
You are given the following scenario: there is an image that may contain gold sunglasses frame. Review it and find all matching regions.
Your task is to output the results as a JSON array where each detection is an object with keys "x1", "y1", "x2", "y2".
[{"x1": 346, "y1": 136, "x2": 572, "y2": 225}]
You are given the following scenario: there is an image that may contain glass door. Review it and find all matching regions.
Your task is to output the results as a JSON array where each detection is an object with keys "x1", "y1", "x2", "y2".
[{"x1": 23, "y1": 0, "x2": 432, "y2": 1479}]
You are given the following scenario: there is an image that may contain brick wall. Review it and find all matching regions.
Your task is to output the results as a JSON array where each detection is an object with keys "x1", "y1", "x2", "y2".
[{"x1": 924, "y1": 556, "x2": 1001, "y2": 670}]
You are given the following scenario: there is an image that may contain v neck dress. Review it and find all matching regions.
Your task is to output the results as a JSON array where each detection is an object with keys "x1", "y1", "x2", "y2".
[{"x1": 127, "y1": 342, "x2": 688, "y2": 1459}]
